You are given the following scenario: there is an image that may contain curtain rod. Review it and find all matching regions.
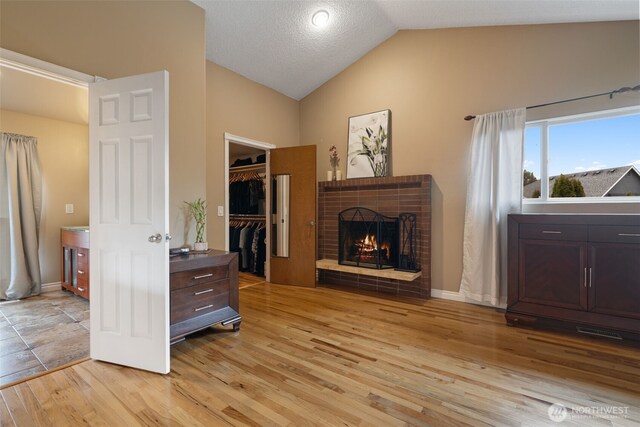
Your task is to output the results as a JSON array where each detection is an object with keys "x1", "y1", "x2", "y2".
[{"x1": 463, "y1": 85, "x2": 640, "y2": 121}]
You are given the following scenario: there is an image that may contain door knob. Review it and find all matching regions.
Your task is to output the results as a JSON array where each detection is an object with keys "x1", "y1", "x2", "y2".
[
  {"x1": 148, "y1": 233, "x2": 162, "y2": 243},
  {"x1": 308, "y1": 220, "x2": 316, "y2": 226}
]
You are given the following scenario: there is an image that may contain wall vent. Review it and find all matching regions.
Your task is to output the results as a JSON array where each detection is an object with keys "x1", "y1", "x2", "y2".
[{"x1": 576, "y1": 326, "x2": 622, "y2": 340}]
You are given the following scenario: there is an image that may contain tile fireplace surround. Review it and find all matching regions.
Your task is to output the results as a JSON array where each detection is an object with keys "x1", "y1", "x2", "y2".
[{"x1": 318, "y1": 175, "x2": 431, "y2": 298}]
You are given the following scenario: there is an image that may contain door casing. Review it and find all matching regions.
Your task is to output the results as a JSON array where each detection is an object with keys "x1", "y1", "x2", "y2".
[{"x1": 224, "y1": 133, "x2": 275, "y2": 281}]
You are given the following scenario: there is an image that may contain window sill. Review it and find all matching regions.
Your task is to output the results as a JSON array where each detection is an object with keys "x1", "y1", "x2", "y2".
[{"x1": 524, "y1": 197, "x2": 640, "y2": 205}]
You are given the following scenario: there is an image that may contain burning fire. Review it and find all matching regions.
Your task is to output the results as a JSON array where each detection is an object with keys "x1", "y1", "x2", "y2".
[
  {"x1": 357, "y1": 234, "x2": 377, "y2": 251},
  {"x1": 356, "y1": 234, "x2": 390, "y2": 259}
]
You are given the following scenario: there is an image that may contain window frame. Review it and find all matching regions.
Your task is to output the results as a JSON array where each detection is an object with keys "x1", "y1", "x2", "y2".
[{"x1": 523, "y1": 105, "x2": 640, "y2": 205}]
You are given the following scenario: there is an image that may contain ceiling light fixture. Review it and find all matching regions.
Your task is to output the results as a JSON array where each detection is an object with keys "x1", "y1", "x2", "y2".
[{"x1": 311, "y1": 10, "x2": 329, "y2": 28}]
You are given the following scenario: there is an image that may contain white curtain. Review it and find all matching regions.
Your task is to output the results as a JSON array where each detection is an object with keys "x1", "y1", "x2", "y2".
[
  {"x1": 0, "y1": 132, "x2": 43, "y2": 300},
  {"x1": 459, "y1": 108, "x2": 525, "y2": 306}
]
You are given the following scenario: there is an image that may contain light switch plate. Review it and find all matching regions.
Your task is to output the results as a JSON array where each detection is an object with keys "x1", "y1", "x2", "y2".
[
  {"x1": 217, "y1": 206, "x2": 224, "y2": 216},
  {"x1": 65, "y1": 204, "x2": 74, "y2": 214}
]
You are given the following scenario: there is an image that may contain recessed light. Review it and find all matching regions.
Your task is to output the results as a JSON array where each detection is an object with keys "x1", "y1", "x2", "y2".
[{"x1": 312, "y1": 10, "x2": 329, "y2": 28}]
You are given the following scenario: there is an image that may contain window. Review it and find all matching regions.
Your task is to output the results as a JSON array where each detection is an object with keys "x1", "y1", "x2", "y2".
[{"x1": 523, "y1": 107, "x2": 640, "y2": 201}]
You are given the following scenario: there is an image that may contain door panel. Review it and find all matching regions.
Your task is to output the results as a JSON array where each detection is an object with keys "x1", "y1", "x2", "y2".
[
  {"x1": 589, "y1": 243, "x2": 640, "y2": 320},
  {"x1": 270, "y1": 145, "x2": 316, "y2": 287},
  {"x1": 89, "y1": 71, "x2": 170, "y2": 374},
  {"x1": 518, "y1": 239, "x2": 587, "y2": 310}
]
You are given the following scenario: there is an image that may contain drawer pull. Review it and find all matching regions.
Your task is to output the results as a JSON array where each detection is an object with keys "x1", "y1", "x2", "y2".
[
  {"x1": 618, "y1": 233, "x2": 640, "y2": 237},
  {"x1": 542, "y1": 231, "x2": 562, "y2": 234},
  {"x1": 78, "y1": 270, "x2": 85, "y2": 275},
  {"x1": 193, "y1": 273, "x2": 213, "y2": 280},
  {"x1": 194, "y1": 304, "x2": 213, "y2": 312},
  {"x1": 77, "y1": 253, "x2": 85, "y2": 257},
  {"x1": 78, "y1": 287, "x2": 85, "y2": 292},
  {"x1": 194, "y1": 288, "x2": 213, "y2": 296}
]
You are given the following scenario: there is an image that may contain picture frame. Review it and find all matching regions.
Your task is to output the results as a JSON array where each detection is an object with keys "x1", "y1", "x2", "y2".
[{"x1": 346, "y1": 109, "x2": 391, "y2": 179}]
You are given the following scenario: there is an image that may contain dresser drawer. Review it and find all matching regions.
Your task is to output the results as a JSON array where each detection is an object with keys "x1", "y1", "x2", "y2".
[
  {"x1": 589, "y1": 225, "x2": 640, "y2": 244},
  {"x1": 170, "y1": 265, "x2": 228, "y2": 291},
  {"x1": 76, "y1": 249, "x2": 89, "y2": 272},
  {"x1": 520, "y1": 223, "x2": 587, "y2": 241},
  {"x1": 76, "y1": 276, "x2": 89, "y2": 296},
  {"x1": 76, "y1": 266, "x2": 89, "y2": 280},
  {"x1": 76, "y1": 248, "x2": 89, "y2": 264},
  {"x1": 171, "y1": 279, "x2": 230, "y2": 324}
]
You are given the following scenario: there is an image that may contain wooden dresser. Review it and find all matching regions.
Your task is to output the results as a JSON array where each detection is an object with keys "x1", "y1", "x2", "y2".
[
  {"x1": 507, "y1": 214, "x2": 640, "y2": 343},
  {"x1": 170, "y1": 250, "x2": 241, "y2": 344},
  {"x1": 60, "y1": 227, "x2": 90, "y2": 300}
]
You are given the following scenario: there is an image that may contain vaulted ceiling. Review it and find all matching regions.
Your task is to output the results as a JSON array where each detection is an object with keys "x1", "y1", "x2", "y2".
[
  {"x1": 193, "y1": 0, "x2": 639, "y2": 100},
  {"x1": 1, "y1": 1, "x2": 637, "y2": 124}
]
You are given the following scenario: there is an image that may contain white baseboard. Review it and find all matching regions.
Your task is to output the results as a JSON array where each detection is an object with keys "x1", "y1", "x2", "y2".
[
  {"x1": 41, "y1": 282, "x2": 61, "y2": 293},
  {"x1": 431, "y1": 289, "x2": 506, "y2": 310}
]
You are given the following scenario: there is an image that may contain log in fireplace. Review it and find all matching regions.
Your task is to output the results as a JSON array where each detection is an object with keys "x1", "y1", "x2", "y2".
[{"x1": 338, "y1": 207, "x2": 398, "y2": 270}]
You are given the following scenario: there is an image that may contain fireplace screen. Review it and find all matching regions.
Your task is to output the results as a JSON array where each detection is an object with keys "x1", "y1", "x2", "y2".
[{"x1": 339, "y1": 207, "x2": 398, "y2": 269}]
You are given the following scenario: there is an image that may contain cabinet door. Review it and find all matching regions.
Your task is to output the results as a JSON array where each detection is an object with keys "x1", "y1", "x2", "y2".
[
  {"x1": 519, "y1": 240, "x2": 587, "y2": 310},
  {"x1": 589, "y1": 243, "x2": 640, "y2": 320}
]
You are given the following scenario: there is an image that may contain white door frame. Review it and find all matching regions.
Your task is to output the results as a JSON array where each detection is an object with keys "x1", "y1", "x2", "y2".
[
  {"x1": 0, "y1": 49, "x2": 95, "y2": 293},
  {"x1": 224, "y1": 133, "x2": 275, "y2": 281},
  {"x1": 0, "y1": 48, "x2": 96, "y2": 87}
]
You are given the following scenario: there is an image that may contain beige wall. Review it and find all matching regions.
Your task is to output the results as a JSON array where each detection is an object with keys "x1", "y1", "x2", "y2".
[
  {"x1": 300, "y1": 21, "x2": 640, "y2": 293},
  {"x1": 205, "y1": 61, "x2": 300, "y2": 250},
  {"x1": 1, "y1": 109, "x2": 89, "y2": 284},
  {"x1": 0, "y1": 0, "x2": 206, "y2": 247}
]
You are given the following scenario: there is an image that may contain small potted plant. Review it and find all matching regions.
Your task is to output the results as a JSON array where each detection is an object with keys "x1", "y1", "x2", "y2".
[{"x1": 185, "y1": 198, "x2": 208, "y2": 251}]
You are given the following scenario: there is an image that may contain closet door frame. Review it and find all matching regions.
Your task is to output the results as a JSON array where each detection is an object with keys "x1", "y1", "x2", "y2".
[{"x1": 224, "y1": 133, "x2": 275, "y2": 281}]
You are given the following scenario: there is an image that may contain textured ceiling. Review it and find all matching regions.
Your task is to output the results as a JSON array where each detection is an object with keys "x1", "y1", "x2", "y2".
[{"x1": 193, "y1": 0, "x2": 639, "y2": 100}]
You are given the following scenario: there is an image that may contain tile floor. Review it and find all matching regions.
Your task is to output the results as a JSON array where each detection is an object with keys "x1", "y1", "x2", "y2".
[{"x1": 0, "y1": 290, "x2": 89, "y2": 387}]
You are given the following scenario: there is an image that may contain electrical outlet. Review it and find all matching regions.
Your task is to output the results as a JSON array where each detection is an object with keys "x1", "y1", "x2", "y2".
[
  {"x1": 65, "y1": 204, "x2": 74, "y2": 214},
  {"x1": 217, "y1": 206, "x2": 224, "y2": 217}
]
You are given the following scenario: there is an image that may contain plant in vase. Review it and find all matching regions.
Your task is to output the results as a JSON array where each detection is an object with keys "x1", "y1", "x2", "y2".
[
  {"x1": 329, "y1": 145, "x2": 340, "y2": 180},
  {"x1": 185, "y1": 197, "x2": 208, "y2": 251}
]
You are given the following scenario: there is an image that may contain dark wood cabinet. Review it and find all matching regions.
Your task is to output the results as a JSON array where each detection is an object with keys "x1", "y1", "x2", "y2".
[
  {"x1": 518, "y1": 238, "x2": 587, "y2": 310},
  {"x1": 507, "y1": 214, "x2": 640, "y2": 342},
  {"x1": 589, "y1": 241, "x2": 640, "y2": 320},
  {"x1": 170, "y1": 250, "x2": 241, "y2": 344},
  {"x1": 60, "y1": 227, "x2": 90, "y2": 300}
]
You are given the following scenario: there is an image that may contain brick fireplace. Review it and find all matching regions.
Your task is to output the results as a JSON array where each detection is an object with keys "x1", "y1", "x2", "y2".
[{"x1": 317, "y1": 175, "x2": 431, "y2": 298}]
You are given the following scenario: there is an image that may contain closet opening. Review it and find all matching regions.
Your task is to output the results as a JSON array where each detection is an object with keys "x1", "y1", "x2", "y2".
[{"x1": 224, "y1": 133, "x2": 275, "y2": 284}]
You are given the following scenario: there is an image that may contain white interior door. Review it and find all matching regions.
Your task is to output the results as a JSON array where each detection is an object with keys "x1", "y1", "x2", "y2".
[{"x1": 89, "y1": 71, "x2": 170, "y2": 374}]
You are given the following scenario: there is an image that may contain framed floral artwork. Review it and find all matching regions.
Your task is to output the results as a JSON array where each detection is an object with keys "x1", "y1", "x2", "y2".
[{"x1": 346, "y1": 109, "x2": 391, "y2": 179}]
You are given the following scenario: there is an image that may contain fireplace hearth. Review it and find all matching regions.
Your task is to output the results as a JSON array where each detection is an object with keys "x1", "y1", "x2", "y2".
[
  {"x1": 318, "y1": 175, "x2": 432, "y2": 298},
  {"x1": 339, "y1": 207, "x2": 398, "y2": 269}
]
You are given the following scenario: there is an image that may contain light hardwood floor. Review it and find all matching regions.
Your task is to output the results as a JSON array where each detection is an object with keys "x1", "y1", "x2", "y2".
[{"x1": 1, "y1": 283, "x2": 639, "y2": 426}]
